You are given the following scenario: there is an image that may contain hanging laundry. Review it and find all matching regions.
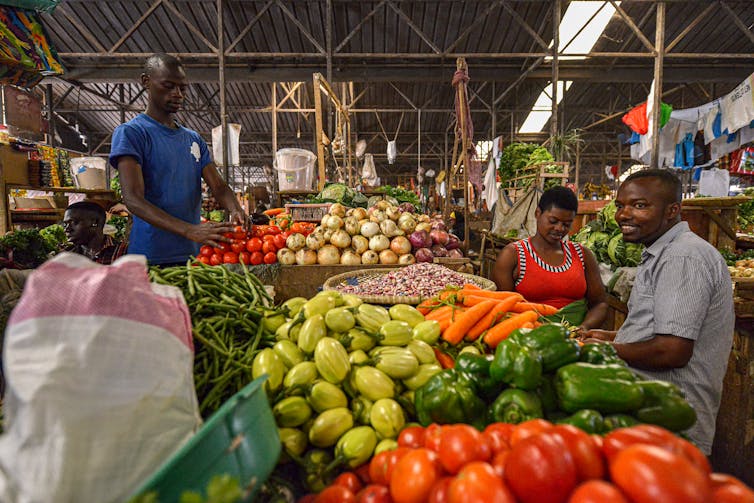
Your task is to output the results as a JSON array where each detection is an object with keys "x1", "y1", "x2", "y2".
[
  {"x1": 622, "y1": 102, "x2": 673, "y2": 135},
  {"x1": 720, "y1": 72, "x2": 754, "y2": 134}
]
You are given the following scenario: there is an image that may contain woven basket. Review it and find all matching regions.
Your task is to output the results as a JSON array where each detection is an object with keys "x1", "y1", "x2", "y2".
[{"x1": 322, "y1": 268, "x2": 496, "y2": 305}]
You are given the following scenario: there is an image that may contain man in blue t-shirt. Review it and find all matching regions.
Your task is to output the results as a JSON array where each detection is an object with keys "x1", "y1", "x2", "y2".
[{"x1": 109, "y1": 53, "x2": 246, "y2": 265}]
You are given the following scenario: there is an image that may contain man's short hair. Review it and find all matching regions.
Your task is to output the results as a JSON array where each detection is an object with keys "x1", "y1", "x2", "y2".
[
  {"x1": 65, "y1": 201, "x2": 106, "y2": 227},
  {"x1": 144, "y1": 53, "x2": 183, "y2": 76},
  {"x1": 538, "y1": 186, "x2": 578, "y2": 213},
  {"x1": 623, "y1": 168, "x2": 682, "y2": 204}
]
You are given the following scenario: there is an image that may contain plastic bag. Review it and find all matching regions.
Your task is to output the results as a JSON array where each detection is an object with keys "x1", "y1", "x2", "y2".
[
  {"x1": 0, "y1": 253, "x2": 200, "y2": 503},
  {"x1": 698, "y1": 168, "x2": 730, "y2": 197},
  {"x1": 212, "y1": 123, "x2": 242, "y2": 166},
  {"x1": 387, "y1": 140, "x2": 397, "y2": 165}
]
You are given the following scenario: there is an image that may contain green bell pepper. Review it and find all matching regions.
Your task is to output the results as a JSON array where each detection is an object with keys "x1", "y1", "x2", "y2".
[
  {"x1": 414, "y1": 369, "x2": 487, "y2": 430},
  {"x1": 489, "y1": 338, "x2": 543, "y2": 390},
  {"x1": 635, "y1": 380, "x2": 697, "y2": 432},
  {"x1": 603, "y1": 414, "x2": 640, "y2": 431},
  {"x1": 579, "y1": 342, "x2": 624, "y2": 365},
  {"x1": 555, "y1": 362, "x2": 644, "y2": 414},
  {"x1": 510, "y1": 324, "x2": 581, "y2": 372},
  {"x1": 488, "y1": 388, "x2": 544, "y2": 424},
  {"x1": 536, "y1": 374, "x2": 559, "y2": 414},
  {"x1": 455, "y1": 352, "x2": 500, "y2": 401},
  {"x1": 556, "y1": 409, "x2": 605, "y2": 434}
]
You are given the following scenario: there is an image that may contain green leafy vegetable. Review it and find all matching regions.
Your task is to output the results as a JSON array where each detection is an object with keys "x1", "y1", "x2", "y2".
[
  {"x1": 0, "y1": 229, "x2": 55, "y2": 269},
  {"x1": 375, "y1": 185, "x2": 420, "y2": 210},
  {"x1": 39, "y1": 224, "x2": 68, "y2": 251},
  {"x1": 107, "y1": 215, "x2": 129, "y2": 241}
]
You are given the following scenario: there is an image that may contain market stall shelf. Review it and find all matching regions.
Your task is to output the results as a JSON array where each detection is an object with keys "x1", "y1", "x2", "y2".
[{"x1": 681, "y1": 196, "x2": 749, "y2": 251}]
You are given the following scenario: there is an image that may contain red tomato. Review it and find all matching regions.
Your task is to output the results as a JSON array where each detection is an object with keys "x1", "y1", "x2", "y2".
[
  {"x1": 713, "y1": 483, "x2": 754, "y2": 503},
  {"x1": 246, "y1": 237, "x2": 263, "y2": 253},
  {"x1": 314, "y1": 485, "x2": 356, "y2": 503},
  {"x1": 509, "y1": 419, "x2": 553, "y2": 447},
  {"x1": 590, "y1": 434, "x2": 603, "y2": 450},
  {"x1": 267, "y1": 225, "x2": 282, "y2": 234},
  {"x1": 223, "y1": 252, "x2": 239, "y2": 264},
  {"x1": 491, "y1": 450, "x2": 510, "y2": 479},
  {"x1": 262, "y1": 234, "x2": 276, "y2": 243},
  {"x1": 273, "y1": 233, "x2": 287, "y2": 249},
  {"x1": 369, "y1": 451, "x2": 392, "y2": 486},
  {"x1": 602, "y1": 424, "x2": 680, "y2": 464},
  {"x1": 448, "y1": 461, "x2": 515, "y2": 503},
  {"x1": 427, "y1": 477, "x2": 453, "y2": 503},
  {"x1": 504, "y1": 431, "x2": 578, "y2": 503},
  {"x1": 262, "y1": 241, "x2": 277, "y2": 254},
  {"x1": 610, "y1": 444, "x2": 712, "y2": 503},
  {"x1": 669, "y1": 436, "x2": 711, "y2": 475},
  {"x1": 437, "y1": 424, "x2": 484, "y2": 474},
  {"x1": 233, "y1": 226, "x2": 246, "y2": 240},
  {"x1": 196, "y1": 255, "x2": 210, "y2": 265},
  {"x1": 547, "y1": 425, "x2": 606, "y2": 482},
  {"x1": 264, "y1": 251, "x2": 277, "y2": 264},
  {"x1": 484, "y1": 423, "x2": 515, "y2": 454},
  {"x1": 223, "y1": 232, "x2": 235, "y2": 240},
  {"x1": 298, "y1": 495, "x2": 316, "y2": 503},
  {"x1": 209, "y1": 254, "x2": 222, "y2": 266},
  {"x1": 568, "y1": 480, "x2": 629, "y2": 503},
  {"x1": 213, "y1": 242, "x2": 229, "y2": 255},
  {"x1": 709, "y1": 473, "x2": 751, "y2": 491},
  {"x1": 355, "y1": 484, "x2": 392, "y2": 503},
  {"x1": 334, "y1": 472, "x2": 364, "y2": 494},
  {"x1": 424, "y1": 424, "x2": 444, "y2": 453},
  {"x1": 398, "y1": 426, "x2": 426, "y2": 449},
  {"x1": 250, "y1": 251, "x2": 264, "y2": 265},
  {"x1": 389, "y1": 448, "x2": 441, "y2": 503},
  {"x1": 230, "y1": 241, "x2": 245, "y2": 254},
  {"x1": 238, "y1": 251, "x2": 251, "y2": 265},
  {"x1": 199, "y1": 245, "x2": 214, "y2": 257},
  {"x1": 354, "y1": 463, "x2": 372, "y2": 485},
  {"x1": 385, "y1": 447, "x2": 412, "y2": 485}
]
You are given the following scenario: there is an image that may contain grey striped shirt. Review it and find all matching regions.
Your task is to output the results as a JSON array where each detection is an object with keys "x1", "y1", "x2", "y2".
[{"x1": 616, "y1": 221, "x2": 734, "y2": 454}]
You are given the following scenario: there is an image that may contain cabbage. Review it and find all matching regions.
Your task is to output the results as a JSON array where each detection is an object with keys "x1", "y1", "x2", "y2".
[
  {"x1": 598, "y1": 201, "x2": 620, "y2": 233},
  {"x1": 624, "y1": 242, "x2": 644, "y2": 266},
  {"x1": 607, "y1": 234, "x2": 625, "y2": 265}
]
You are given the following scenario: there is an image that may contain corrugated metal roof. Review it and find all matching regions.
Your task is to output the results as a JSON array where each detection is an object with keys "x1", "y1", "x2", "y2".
[{"x1": 37, "y1": 0, "x2": 754, "y2": 184}]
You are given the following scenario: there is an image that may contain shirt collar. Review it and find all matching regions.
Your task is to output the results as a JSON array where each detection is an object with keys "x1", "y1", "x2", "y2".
[{"x1": 642, "y1": 221, "x2": 689, "y2": 260}]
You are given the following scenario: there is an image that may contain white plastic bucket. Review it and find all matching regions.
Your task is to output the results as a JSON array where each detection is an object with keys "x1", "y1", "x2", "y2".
[
  {"x1": 274, "y1": 148, "x2": 316, "y2": 191},
  {"x1": 70, "y1": 157, "x2": 107, "y2": 189}
]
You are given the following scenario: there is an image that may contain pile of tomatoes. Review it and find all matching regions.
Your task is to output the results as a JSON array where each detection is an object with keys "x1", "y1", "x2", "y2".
[
  {"x1": 197, "y1": 222, "x2": 319, "y2": 266},
  {"x1": 302, "y1": 420, "x2": 754, "y2": 503}
]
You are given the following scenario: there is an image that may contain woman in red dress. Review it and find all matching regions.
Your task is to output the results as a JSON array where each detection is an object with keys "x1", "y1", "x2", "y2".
[{"x1": 492, "y1": 186, "x2": 607, "y2": 332}]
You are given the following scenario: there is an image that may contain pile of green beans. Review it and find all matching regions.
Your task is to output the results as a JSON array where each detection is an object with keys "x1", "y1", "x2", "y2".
[{"x1": 149, "y1": 261, "x2": 279, "y2": 416}]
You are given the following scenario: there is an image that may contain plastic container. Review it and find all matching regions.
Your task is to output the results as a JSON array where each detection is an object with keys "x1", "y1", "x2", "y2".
[
  {"x1": 130, "y1": 376, "x2": 280, "y2": 502},
  {"x1": 70, "y1": 156, "x2": 107, "y2": 189},
  {"x1": 275, "y1": 148, "x2": 316, "y2": 191}
]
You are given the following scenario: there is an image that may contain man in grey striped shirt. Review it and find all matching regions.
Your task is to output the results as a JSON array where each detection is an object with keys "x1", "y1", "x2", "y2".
[{"x1": 582, "y1": 169, "x2": 734, "y2": 455}]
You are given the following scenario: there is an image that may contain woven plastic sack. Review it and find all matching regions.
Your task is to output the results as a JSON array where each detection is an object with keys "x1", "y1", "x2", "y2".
[{"x1": 0, "y1": 253, "x2": 200, "y2": 503}]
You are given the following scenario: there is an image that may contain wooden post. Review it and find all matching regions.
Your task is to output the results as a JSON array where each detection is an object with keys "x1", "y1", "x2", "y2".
[
  {"x1": 650, "y1": 1, "x2": 665, "y2": 168},
  {"x1": 455, "y1": 58, "x2": 471, "y2": 249},
  {"x1": 575, "y1": 140, "x2": 581, "y2": 196},
  {"x1": 551, "y1": 0, "x2": 560, "y2": 139},
  {"x1": 217, "y1": 0, "x2": 229, "y2": 183},
  {"x1": 271, "y1": 83, "x2": 277, "y2": 163},
  {"x1": 313, "y1": 73, "x2": 327, "y2": 191}
]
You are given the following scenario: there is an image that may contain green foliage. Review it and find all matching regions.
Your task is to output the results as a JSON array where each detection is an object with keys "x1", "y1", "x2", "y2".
[
  {"x1": 498, "y1": 143, "x2": 539, "y2": 184},
  {"x1": 208, "y1": 210, "x2": 225, "y2": 223},
  {"x1": 0, "y1": 229, "x2": 54, "y2": 269},
  {"x1": 737, "y1": 188, "x2": 754, "y2": 232},
  {"x1": 376, "y1": 185, "x2": 420, "y2": 209},
  {"x1": 107, "y1": 215, "x2": 129, "y2": 241},
  {"x1": 110, "y1": 172, "x2": 122, "y2": 199},
  {"x1": 572, "y1": 201, "x2": 644, "y2": 269},
  {"x1": 128, "y1": 475, "x2": 244, "y2": 503},
  {"x1": 39, "y1": 224, "x2": 68, "y2": 251}
]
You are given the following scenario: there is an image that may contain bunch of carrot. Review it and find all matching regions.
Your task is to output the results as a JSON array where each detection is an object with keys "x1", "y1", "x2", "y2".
[{"x1": 417, "y1": 284, "x2": 559, "y2": 349}]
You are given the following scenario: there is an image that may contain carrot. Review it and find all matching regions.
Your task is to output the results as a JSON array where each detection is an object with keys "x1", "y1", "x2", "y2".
[
  {"x1": 437, "y1": 317, "x2": 452, "y2": 332},
  {"x1": 434, "y1": 348, "x2": 455, "y2": 369},
  {"x1": 424, "y1": 305, "x2": 454, "y2": 321},
  {"x1": 460, "y1": 295, "x2": 495, "y2": 307},
  {"x1": 465, "y1": 295, "x2": 522, "y2": 341},
  {"x1": 462, "y1": 283, "x2": 481, "y2": 290},
  {"x1": 456, "y1": 289, "x2": 523, "y2": 301},
  {"x1": 442, "y1": 300, "x2": 498, "y2": 345},
  {"x1": 510, "y1": 301, "x2": 559, "y2": 316},
  {"x1": 520, "y1": 322, "x2": 535, "y2": 329},
  {"x1": 262, "y1": 207, "x2": 285, "y2": 217},
  {"x1": 483, "y1": 310, "x2": 540, "y2": 348},
  {"x1": 417, "y1": 299, "x2": 440, "y2": 315}
]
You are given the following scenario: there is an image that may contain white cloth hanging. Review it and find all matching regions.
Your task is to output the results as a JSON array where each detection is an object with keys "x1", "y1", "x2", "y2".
[
  {"x1": 721, "y1": 72, "x2": 754, "y2": 134},
  {"x1": 482, "y1": 158, "x2": 498, "y2": 209}
]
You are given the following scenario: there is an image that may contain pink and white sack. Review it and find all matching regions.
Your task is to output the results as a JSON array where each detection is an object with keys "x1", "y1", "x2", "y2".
[{"x1": 0, "y1": 253, "x2": 201, "y2": 503}]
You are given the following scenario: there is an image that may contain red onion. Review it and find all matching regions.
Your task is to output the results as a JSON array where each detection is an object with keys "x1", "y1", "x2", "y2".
[
  {"x1": 414, "y1": 248, "x2": 434, "y2": 263},
  {"x1": 399, "y1": 202, "x2": 416, "y2": 213},
  {"x1": 447, "y1": 248, "x2": 464, "y2": 258},
  {"x1": 409, "y1": 230, "x2": 431, "y2": 250},
  {"x1": 431, "y1": 244, "x2": 448, "y2": 257},
  {"x1": 430, "y1": 229, "x2": 450, "y2": 246},
  {"x1": 446, "y1": 234, "x2": 460, "y2": 250},
  {"x1": 430, "y1": 219, "x2": 447, "y2": 232}
]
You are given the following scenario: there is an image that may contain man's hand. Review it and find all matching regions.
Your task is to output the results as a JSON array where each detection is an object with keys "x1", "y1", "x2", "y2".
[
  {"x1": 229, "y1": 208, "x2": 248, "y2": 227},
  {"x1": 578, "y1": 329, "x2": 617, "y2": 342},
  {"x1": 185, "y1": 221, "x2": 236, "y2": 248}
]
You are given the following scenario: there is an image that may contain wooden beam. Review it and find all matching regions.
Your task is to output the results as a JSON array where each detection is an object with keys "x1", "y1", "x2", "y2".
[
  {"x1": 335, "y1": 0, "x2": 387, "y2": 53},
  {"x1": 276, "y1": 0, "x2": 326, "y2": 54},
  {"x1": 650, "y1": 1, "x2": 665, "y2": 168},
  {"x1": 719, "y1": 1, "x2": 754, "y2": 46},
  {"x1": 446, "y1": 0, "x2": 504, "y2": 52},
  {"x1": 226, "y1": 0, "x2": 274, "y2": 53},
  {"x1": 57, "y1": 4, "x2": 107, "y2": 52},
  {"x1": 163, "y1": 0, "x2": 218, "y2": 52},
  {"x1": 666, "y1": 2, "x2": 716, "y2": 52},
  {"x1": 501, "y1": 0, "x2": 549, "y2": 50},
  {"x1": 108, "y1": 0, "x2": 163, "y2": 54},
  {"x1": 610, "y1": 0, "x2": 655, "y2": 53},
  {"x1": 387, "y1": 0, "x2": 442, "y2": 54}
]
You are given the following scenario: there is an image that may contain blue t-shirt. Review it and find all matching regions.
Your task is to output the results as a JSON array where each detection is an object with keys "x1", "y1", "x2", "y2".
[{"x1": 109, "y1": 113, "x2": 212, "y2": 264}]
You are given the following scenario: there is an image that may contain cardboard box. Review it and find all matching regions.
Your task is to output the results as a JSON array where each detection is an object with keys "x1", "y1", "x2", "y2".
[{"x1": 0, "y1": 145, "x2": 29, "y2": 185}]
